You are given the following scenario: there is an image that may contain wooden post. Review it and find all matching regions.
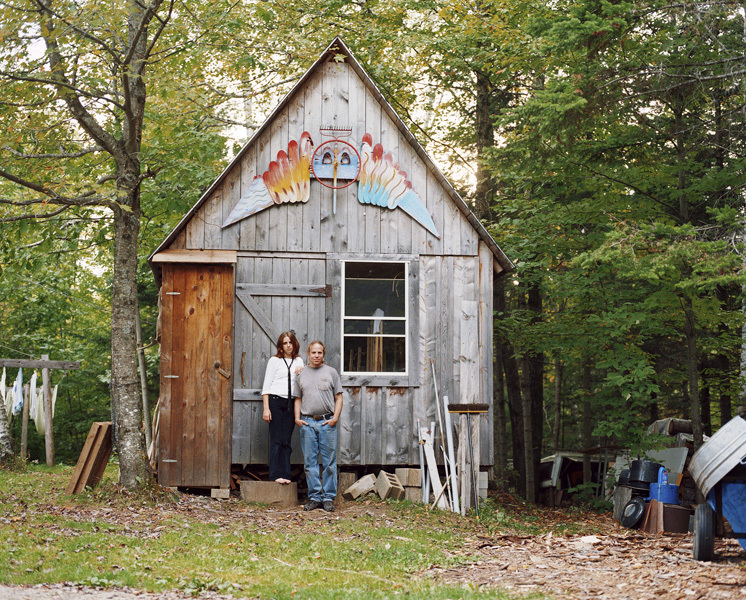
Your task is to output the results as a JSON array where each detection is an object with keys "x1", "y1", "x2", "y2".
[
  {"x1": 21, "y1": 383, "x2": 29, "y2": 461},
  {"x1": 459, "y1": 414, "x2": 469, "y2": 514},
  {"x1": 136, "y1": 307, "x2": 153, "y2": 449},
  {"x1": 41, "y1": 354, "x2": 54, "y2": 466}
]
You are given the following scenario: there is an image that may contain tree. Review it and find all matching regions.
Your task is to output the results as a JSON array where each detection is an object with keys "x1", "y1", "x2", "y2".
[
  {"x1": 489, "y1": 0, "x2": 746, "y2": 469},
  {"x1": 0, "y1": 0, "x2": 186, "y2": 488}
]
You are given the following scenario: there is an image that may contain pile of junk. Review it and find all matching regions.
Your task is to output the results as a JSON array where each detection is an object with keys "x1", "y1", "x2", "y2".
[{"x1": 613, "y1": 415, "x2": 746, "y2": 560}]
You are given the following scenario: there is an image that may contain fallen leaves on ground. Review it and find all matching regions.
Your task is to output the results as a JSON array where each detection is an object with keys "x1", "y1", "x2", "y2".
[{"x1": 423, "y1": 517, "x2": 746, "y2": 600}]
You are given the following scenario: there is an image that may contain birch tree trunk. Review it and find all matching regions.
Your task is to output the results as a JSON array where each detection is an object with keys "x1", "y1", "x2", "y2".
[{"x1": 0, "y1": 403, "x2": 12, "y2": 464}]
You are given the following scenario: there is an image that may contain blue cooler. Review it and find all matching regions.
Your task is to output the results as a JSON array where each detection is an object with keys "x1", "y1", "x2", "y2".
[{"x1": 648, "y1": 467, "x2": 680, "y2": 505}]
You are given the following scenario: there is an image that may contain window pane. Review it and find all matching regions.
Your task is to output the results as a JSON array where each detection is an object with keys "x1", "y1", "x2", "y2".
[
  {"x1": 343, "y1": 336, "x2": 406, "y2": 373},
  {"x1": 344, "y1": 262, "x2": 405, "y2": 318},
  {"x1": 344, "y1": 319, "x2": 406, "y2": 335},
  {"x1": 382, "y1": 321, "x2": 405, "y2": 335}
]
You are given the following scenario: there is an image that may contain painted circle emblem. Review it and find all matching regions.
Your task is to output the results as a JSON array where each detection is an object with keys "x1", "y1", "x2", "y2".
[{"x1": 311, "y1": 139, "x2": 361, "y2": 189}]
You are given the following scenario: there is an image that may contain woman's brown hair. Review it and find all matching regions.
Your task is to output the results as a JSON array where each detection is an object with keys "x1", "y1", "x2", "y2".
[{"x1": 275, "y1": 331, "x2": 300, "y2": 359}]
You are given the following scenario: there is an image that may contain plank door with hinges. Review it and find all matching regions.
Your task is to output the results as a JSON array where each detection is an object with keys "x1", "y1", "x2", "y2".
[
  {"x1": 231, "y1": 256, "x2": 329, "y2": 465},
  {"x1": 158, "y1": 263, "x2": 234, "y2": 488}
]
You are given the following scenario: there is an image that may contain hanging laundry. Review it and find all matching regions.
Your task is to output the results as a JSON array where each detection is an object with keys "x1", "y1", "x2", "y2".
[
  {"x1": 31, "y1": 374, "x2": 58, "y2": 436},
  {"x1": 1, "y1": 368, "x2": 9, "y2": 418},
  {"x1": 12, "y1": 368, "x2": 23, "y2": 415},
  {"x1": 30, "y1": 373, "x2": 45, "y2": 435}
]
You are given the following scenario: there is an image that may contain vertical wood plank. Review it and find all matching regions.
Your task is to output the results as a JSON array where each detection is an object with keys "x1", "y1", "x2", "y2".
[
  {"x1": 253, "y1": 130, "x2": 271, "y2": 251},
  {"x1": 346, "y1": 67, "x2": 367, "y2": 254},
  {"x1": 363, "y1": 86, "x2": 382, "y2": 254},
  {"x1": 478, "y1": 242, "x2": 494, "y2": 465},
  {"x1": 185, "y1": 206, "x2": 204, "y2": 249},
  {"x1": 221, "y1": 170, "x2": 240, "y2": 250},
  {"x1": 170, "y1": 230, "x2": 186, "y2": 250},
  {"x1": 378, "y1": 107, "x2": 399, "y2": 254},
  {"x1": 203, "y1": 190, "x2": 222, "y2": 249},
  {"x1": 171, "y1": 265, "x2": 187, "y2": 486},
  {"x1": 238, "y1": 141, "x2": 259, "y2": 250},
  {"x1": 384, "y1": 387, "x2": 411, "y2": 464},
  {"x1": 459, "y1": 299, "x2": 479, "y2": 405},
  {"x1": 439, "y1": 257, "x2": 454, "y2": 404},
  {"x1": 363, "y1": 386, "x2": 383, "y2": 464},
  {"x1": 395, "y1": 131, "x2": 414, "y2": 254},
  {"x1": 219, "y1": 264, "x2": 234, "y2": 486},
  {"x1": 248, "y1": 401, "x2": 267, "y2": 466},
  {"x1": 420, "y1": 257, "x2": 438, "y2": 433},
  {"x1": 407, "y1": 258, "x2": 420, "y2": 385},
  {"x1": 270, "y1": 259, "x2": 289, "y2": 339},
  {"x1": 287, "y1": 90, "x2": 306, "y2": 254},
  {"x1": 442, "y1": 185, "x2": 463, "y2": 255},
  {"x1": 158, "y1": 265, "x2": 174, "y2": 485},
  {"x1": 231, "y1": 401, "x2": 250, "y2": 464},
  {"x1": 308, "y1": 259, "x2": 326, "y2": 345},
  {"x1": 268, "y1": 107, "x2": 289, "y2": 252},
  {"x1": 180, "y1": 267, "x2": 198, "y2": 484},
  {"x1": 339, "y1": 387, "x2": 361, "y2": 465},
  {"x1": 325, "y1": 257, "x2": 342, "y2": 372},
  {"x1": 303, "y1": 71, "x2": 323, "y2": 252},
  {"x1": 410, "y1": 143, "x2": 430, "y2": 255}
]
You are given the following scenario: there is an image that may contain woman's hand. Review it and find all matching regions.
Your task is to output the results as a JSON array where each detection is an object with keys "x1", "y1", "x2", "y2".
[{"x1": 263, "y1": 408, "x2": 272, "y2": 423}]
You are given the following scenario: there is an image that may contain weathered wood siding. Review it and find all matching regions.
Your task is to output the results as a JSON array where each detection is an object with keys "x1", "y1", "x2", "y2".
[
  {"x1": 161, "y1": 59, "x2": 495, "y2": 468},
  {"x1": 158, "y1": 264, "x2": 233, "y2": 487}
]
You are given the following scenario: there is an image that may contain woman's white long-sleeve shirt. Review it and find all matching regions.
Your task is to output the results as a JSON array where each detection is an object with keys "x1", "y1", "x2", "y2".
[{"x1": 261, "y1": 356, "x2": 304, "y2": 398}]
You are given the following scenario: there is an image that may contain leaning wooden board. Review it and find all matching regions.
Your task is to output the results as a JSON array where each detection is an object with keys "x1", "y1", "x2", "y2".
[{"x1": 66, "y1": 422, "x2": 113, "y2": 494}]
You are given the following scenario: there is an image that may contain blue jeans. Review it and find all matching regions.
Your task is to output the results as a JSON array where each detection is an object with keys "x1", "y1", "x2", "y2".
[{"x1": 299, "y1": 418, "x2": 338, "y2": 501}]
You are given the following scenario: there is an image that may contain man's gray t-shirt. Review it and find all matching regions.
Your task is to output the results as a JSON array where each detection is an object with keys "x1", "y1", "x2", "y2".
[{"x1": 293, "y1": 364, "x2": 342, "y2": 416}]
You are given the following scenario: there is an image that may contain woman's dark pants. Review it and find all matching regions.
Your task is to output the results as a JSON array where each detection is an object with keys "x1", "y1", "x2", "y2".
[{"x1": 268, "y1": 396, "x2": 294, "y2": 481}]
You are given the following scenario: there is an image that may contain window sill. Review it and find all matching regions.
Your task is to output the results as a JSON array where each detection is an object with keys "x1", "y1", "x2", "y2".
[{"x1": 341, "y1": 374, "x2": 412, "y2": 388}]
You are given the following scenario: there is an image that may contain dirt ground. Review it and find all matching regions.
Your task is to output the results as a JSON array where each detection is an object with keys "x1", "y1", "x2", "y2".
[
  {"x1": 2, "y1": 494, "x2": 745, "y2": 600},
  {"x1": 424, "y1": 529, "x2": 746, "y2": 599}
]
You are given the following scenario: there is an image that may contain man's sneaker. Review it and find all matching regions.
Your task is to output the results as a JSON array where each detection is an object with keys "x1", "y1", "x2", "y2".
[
  {"x1": 322, "y1": 500, "x2": 335, "y2": 512},
  {"x1": 304, "y1": 500, "x2": 322, "y2": 511}
]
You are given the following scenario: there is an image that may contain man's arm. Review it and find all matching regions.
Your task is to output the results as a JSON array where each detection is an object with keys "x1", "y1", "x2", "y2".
[
  {"x1": 327, "y1": 392, "x2": 343, "y2": 426},
  {"x1": 294, "y1": 397, "x2": 307, "y2": 427}
]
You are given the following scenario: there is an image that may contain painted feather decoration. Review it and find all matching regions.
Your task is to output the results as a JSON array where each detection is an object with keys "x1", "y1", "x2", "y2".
[
  {"x1": 358, "y1": 133, "x2": 440, "y2": 238},
  {"x1": 222, "y1": 132, "x2": 314, "y2": 228}
]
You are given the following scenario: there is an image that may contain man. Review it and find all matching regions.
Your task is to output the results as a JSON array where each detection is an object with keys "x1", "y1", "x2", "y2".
[{"x1": 293, "y1": 341, "x2": 343, "y2": 512}]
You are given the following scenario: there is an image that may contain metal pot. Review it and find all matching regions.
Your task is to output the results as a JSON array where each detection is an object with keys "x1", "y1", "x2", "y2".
[{"x1": 629, "y1": 459, "x2": 663, "y2": 484}]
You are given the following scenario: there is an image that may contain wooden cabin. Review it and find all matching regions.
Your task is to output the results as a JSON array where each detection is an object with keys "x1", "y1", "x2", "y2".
[{"x1": 149, "y1": 37, "x2": 513, "y2": 491}]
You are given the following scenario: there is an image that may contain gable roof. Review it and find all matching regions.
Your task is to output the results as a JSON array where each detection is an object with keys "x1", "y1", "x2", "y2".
[{"x1": 150, "y1": 37, "x2": 513, "y2": 275}]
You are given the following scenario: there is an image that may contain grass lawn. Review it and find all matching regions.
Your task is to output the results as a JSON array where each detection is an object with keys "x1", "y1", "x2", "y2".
[{"x1": 0, "y1": 463, "x2": 605, "y2": 599}]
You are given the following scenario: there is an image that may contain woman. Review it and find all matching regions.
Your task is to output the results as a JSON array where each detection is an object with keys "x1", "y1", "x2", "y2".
[{"x1": 261, "y1": 331, "x2": 303, "y2": 484}]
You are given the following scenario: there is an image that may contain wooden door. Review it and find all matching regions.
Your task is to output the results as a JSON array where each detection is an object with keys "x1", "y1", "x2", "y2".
[{"x1": 158, "y1": 263, "x2": 234, "y2": 488}]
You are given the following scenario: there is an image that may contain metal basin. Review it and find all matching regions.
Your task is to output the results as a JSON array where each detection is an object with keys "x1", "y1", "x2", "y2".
[{"x1": 689, "y1": 416, "x2": 746, "y2": 497}]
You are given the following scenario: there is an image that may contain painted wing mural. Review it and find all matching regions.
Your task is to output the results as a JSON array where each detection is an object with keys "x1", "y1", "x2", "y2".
[
  {"x1": 358, "y1": 133, "x2": 440, "y2": 238},
  {"x1": 222, "y1": 132, "x2": 314, "y2": 228}
]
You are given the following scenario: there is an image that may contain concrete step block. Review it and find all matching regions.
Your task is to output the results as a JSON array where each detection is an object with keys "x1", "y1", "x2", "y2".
[
  {"x1": 239, "y1": 480, "x2": 298, "y2": 507},
  {"x1": 211, "y1": 488, "x2": 230, "y2": 499},
  {"x1": 375, "y1": 470, "x2": 405, "y2": 500},
  {"x1": 395, "y1": 468, "x2": 422, "y2": 487},
  {"x1": 404, "y1": 487, "x2": 423, "y2": 502},
  {"x1": 342, "y1": 473, "x2": 377, "y2": 500}
]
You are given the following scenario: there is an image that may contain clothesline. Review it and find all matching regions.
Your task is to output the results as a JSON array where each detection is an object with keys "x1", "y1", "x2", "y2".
[{"x1": 1, "y1": 367, "x2": 58, "y2": 435}]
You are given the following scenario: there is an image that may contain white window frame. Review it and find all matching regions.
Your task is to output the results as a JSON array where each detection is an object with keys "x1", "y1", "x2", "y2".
[{"x1": 340, "y1": 260, "x2": 408, "y2": 376}]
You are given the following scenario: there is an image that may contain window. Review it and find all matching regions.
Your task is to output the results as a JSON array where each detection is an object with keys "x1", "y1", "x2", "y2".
[{"x1": 342, "y1": 261, "x2": 407, "y2": 374}]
